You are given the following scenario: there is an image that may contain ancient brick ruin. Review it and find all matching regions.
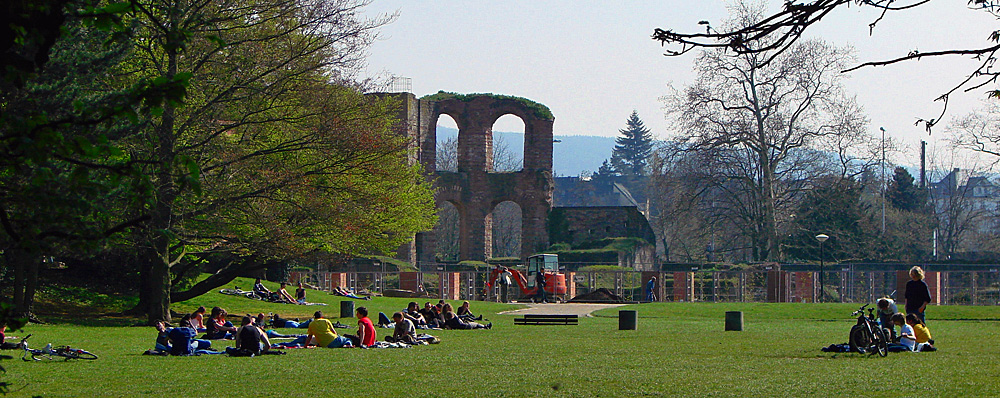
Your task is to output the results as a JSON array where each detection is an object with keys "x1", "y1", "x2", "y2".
[{"x1": 383, "y1": 92, "x2": 555, "y2": 265}]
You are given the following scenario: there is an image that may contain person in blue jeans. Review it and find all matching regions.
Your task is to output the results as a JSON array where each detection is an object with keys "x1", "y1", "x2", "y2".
[
  {"x1": 270, "y1": 313, "x2": 311, "y2": 329},
  {"x1": 167, "y1": 316, "x2": 221, "y2": 355},
  {"x1": 646, "y1": 276, "x2": 657, "y2": 302}
]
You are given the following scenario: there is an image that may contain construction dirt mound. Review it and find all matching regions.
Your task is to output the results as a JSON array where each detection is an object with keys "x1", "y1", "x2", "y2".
[{"x1": 568, "y1": 288, "x2": 628, "y2": 303}]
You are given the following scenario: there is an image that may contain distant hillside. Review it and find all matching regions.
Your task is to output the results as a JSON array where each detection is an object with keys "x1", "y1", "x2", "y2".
[{"x1": 436, "y1": 126, "x2": 614, "y2": 177}]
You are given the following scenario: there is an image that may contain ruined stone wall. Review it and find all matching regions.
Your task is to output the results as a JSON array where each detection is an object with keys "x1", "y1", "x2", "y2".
[
  {"x1": 548, "y1": 206, "x2": 656, "y2": 247},
  {"x1": 384, "y1": 92, "x2": 555, "y2": 264}
]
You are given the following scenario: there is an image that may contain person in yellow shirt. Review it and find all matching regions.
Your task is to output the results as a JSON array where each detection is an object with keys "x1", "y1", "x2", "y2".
[
  {"x1": 306, "y1": 311, "x2": 352, "y2": 348},
  {"x1": 906, "y1": 313, "x2": 936, "y2": 352}
]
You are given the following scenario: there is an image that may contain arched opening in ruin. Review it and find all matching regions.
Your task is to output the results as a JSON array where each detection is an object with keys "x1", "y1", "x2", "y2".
[
  {"x1": 491, "y1": 201, "x2": 522, "y2": 259},
  {"x1": 433, "y1": 201, "x2": 462, "y2": 262},
  {"x1": 435, "y1": 114, "x2": 460, "y2": 172},
  {"x1": 491, "y1": 114, "x2": 524, "y2": 172}
]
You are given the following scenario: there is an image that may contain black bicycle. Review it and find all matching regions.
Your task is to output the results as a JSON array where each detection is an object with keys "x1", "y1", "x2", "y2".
[
  {"x1": 848, "y1": 303, "x2": 888, "y2": 357},
  {"x1": 20, "y1": 335, "x2": 98, "y2": 361}
]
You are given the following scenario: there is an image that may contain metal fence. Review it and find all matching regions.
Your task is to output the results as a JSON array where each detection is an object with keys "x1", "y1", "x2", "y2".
[{"x1": 288, "y1": 267, "x2": 1000, "y2": 305}]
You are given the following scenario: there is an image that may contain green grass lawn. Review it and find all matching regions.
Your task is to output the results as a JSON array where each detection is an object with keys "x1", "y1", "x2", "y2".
[{"x1": 4, "y1": 283, "x2": 999, "y2": 397}]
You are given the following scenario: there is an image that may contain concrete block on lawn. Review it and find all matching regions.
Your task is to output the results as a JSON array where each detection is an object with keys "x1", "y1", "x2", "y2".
[
  {"x1": 340, "y1": 300, "x2": 355, "y2": 318},
  {"x1": 619, "y1": 310, "x2": 637, "y2": 330},
  {"x1": 725, "y1": 311, "x2": 743, "y2": 331}
]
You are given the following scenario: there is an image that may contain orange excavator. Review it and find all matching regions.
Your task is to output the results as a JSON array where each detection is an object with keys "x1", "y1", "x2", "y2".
[{"x1": 486, "y1": 254, "x2": 567, "y2": 302}]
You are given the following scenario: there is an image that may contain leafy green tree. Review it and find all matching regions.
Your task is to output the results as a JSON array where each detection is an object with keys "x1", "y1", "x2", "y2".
[
  {"x1": 609, "y1": 111, "x2": 654, "y2": 177},
  {"x1": 1, "y1": 15, "x2": 149, "y2": 318},
  {"x1": 122, "y1": 0, "x2": 433, "y2": 322},
  {"x1": 886, "y1": 166, "x2": 926, "y2": 212}
]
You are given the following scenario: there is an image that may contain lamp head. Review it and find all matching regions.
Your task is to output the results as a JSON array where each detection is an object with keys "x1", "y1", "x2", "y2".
[{"x1": 815, "y1": 234, "x2": 829, "y2": 243}]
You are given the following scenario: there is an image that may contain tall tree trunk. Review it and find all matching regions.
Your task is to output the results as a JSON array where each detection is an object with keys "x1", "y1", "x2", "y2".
[
  {"x1": 12, "y1": 247, "x2": 26, "y2": 316},
  {"x1": 23, "y1": 256, "x2": 39, "y2": 317},
  {"x1": 145, "y1": 40, "x2": 179, "y2": 324},
  {"x1": 10, "y1": 246, "x2": 40, "y2": 319}
]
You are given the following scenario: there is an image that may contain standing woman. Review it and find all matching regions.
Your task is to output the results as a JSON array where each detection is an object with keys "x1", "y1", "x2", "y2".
[{"x1": 904, "y1": 266, "x2": 932, "y2": 324}]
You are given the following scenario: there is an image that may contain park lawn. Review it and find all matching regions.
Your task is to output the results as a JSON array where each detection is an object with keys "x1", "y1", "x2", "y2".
[{"x1": 2, "y1": 299, "x2": 999, "y2": 397}]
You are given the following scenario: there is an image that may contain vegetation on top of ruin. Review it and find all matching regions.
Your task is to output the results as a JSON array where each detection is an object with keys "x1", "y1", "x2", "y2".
[{"x1": 421, "y1": 91, "x2": 554, "y2": 120}]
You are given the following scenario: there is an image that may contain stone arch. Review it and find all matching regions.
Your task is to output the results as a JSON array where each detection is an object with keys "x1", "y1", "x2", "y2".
[
  {"x1": 434, "y1": 113, "x2": 461, "y2": 172},
  {"x1": 432, "y1": 200, "x2": 463, "y2": 262},
  {"x1": 490, "y1": 200, "x2": 522, "y2": 258},
  {"x1": 385, "y1": 92, "x2": 555, "y2": 264},
  {"x1": 490, "y1": 114, "x2": 525, "y2": 172}
]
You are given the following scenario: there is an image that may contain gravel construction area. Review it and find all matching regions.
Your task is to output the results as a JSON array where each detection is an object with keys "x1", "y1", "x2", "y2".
[{"x1": 498, "y1": 302, "x2": 627, "y2": 317}]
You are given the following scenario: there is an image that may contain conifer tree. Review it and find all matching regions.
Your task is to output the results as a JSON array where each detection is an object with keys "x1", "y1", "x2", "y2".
[
  {"x1": 886, "y1": 167, "x2": 926, "y2": 212},
  {"x1": 610, "y1": 111, "x2": 654, "y2": 176}
]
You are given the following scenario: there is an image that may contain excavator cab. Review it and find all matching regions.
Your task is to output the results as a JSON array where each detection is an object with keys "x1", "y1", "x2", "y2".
[
  {"x1": 526, "y1": 254, "x2": 558, "y2": 288},
  {"x1": 527, "y1": 254, "x2": 567, "y2": 299}
]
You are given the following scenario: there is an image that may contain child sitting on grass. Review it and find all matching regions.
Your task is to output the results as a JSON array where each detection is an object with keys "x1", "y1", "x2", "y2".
[
  {"x1": 876, "y1": 298, "x2": 898, "y2": 340},
  {"x1": 907, "y1": 313, "x2": 936, "y2": 352},
  {"x1": 887, "y1": 313, "x2": 922, "y2": 352}
]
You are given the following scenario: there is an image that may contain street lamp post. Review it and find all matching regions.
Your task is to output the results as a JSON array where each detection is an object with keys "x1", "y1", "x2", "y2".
[{"x1": 815, "y1": 234, "x2": 829, "y2": 302}]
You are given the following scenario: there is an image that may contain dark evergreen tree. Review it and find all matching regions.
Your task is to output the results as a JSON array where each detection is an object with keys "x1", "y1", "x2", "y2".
[
  {"x1": 591, "y1": 159, "x2": 619, "y2": 181},
  {"x1": 886, "y1": 167, "x2": 926, "y2": 212},
  {"x1": 609, "y1": 111, "x2": 654, "y2": 176}
]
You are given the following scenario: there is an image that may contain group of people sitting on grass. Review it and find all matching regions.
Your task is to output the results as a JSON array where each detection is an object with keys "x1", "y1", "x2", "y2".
[
  {"x1": 389, "y1": 300, "x2": 491, "y2": 330},
  {"x1": 149, "y1": 304, "x2": 427, "y2": 356},
  {"x1": 875, "y1": 266, "x2": 936, "y2": 352},
  {"x1": 253, "y1": 279, "x2": 308, "y2": 304},
  {"x1": 877, "y1": 298, "x2": 936, "y2": 352}
]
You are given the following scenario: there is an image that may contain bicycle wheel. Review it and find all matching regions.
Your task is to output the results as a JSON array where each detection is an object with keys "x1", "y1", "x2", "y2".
[
  {"x1": 72, "y1": 350, "x2": 98, "y2": 360},
  {"x1": 848, "y1": 325, "x2": 870, "y2": 354},
  {"x1": 873, "y1": 327, "x2": 888, "y2": 357},
  {"x1": 29, "y1": 352, "x2": 50, "y2": 361},
  {"x1": 219, "y1": 289, "x2": 239, "y2": 295}
]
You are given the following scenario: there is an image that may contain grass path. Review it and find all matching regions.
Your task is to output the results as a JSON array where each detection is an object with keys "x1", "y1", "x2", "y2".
[{"x1": 499, "y1": 302, "x2": 627, "y2": 316}]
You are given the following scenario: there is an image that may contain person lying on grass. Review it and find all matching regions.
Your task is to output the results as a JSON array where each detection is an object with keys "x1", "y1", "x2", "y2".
[
  {"x1": 332, "y1": 286, "x2": 371, "y2": 300},
  {"x1": 306, "y1": 311, "x2": 352, "y2": 348},
  {"x1": 385, "y1": 312, "x2": 417, "y2": 344},
  {"x1": 456, "y1": 301, "x2": 483, "y2": 321},
  {"x1": 204, "y1": 307, "x2": 237, "y2": 340},
  {"x1": 270, "y1": 313, "x2": 310, "y2": 329},
  {"x1": 344, "y1": 307, "x2": 376, "y2": 348},
  {"x1": 442, "y1": 303, "x2": 491, "y2": 330},
  {"x1": 168, "y1": 316, "x2": 221, "y2": 355},
  {"x1": 232, "y1": 316, "x2": 270, "y2": 356}
]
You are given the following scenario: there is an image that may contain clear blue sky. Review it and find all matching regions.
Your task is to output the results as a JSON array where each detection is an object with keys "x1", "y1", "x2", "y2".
[{"x1": 362, "y1": 1, "x2": 996, "y2": 167}]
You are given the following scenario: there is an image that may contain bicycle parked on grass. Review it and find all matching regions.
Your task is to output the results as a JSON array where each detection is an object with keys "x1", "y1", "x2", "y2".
[
  {"x1": 848, "y1": 303, "x2": 888, "y2": 357},
  {"x1": 20, "y1": 335, "x2": 97, "y2": 361},
  {"x1": 220, "y1": 286, "x2": 288, "y2": 303}
]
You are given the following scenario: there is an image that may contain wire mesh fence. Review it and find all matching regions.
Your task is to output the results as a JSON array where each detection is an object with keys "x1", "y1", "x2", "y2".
[{"x1": 288, "y1": 265, "x2": 1000, "y2": 305}]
